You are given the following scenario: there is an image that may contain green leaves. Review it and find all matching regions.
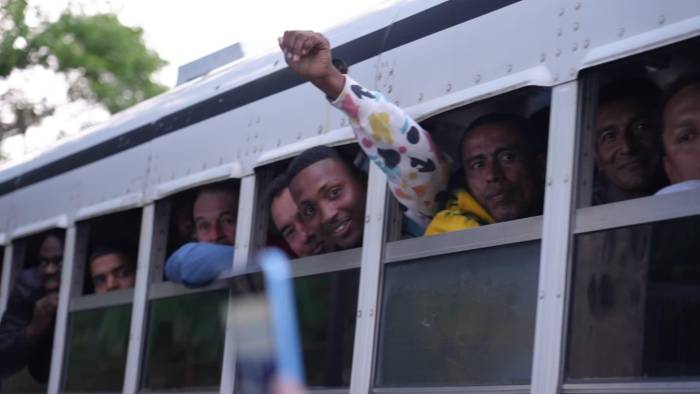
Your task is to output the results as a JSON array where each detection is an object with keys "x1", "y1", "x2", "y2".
[{"x1": 0, "y1": 0, "x2": 167, "y2": 141}]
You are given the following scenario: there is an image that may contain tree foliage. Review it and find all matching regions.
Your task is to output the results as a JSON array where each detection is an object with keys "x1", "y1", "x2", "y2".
[{"x1": 0, "y1": 0, "x2": 167, "y2": 140}]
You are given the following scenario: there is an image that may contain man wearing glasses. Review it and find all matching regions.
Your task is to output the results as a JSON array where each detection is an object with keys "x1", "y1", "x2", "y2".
[{"x1": 0, "y1": 231, "x2": 64, "y2": 384}]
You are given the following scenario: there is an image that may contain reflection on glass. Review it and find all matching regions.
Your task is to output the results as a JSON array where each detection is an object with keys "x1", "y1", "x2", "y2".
[
  {"x1": 376, "y1": 242, "x2": 540, "y2": 386},
  {"x1": 63, "y1": 305, "x2": 131, "y2": 392},
  {"x1": 295, "y1": 269, "x2": 358, "y2": 387},
  {"x1": 142, "y1": 290, "x2": 227, "y2": 390},
  {"x1": 567, "y1": 215, "x2": 700, "y2": 380}
]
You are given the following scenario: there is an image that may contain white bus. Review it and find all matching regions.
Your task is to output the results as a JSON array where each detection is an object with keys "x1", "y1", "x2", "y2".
[{"x1": 1, "y1": 0, "x2": 700, "y2": 393}]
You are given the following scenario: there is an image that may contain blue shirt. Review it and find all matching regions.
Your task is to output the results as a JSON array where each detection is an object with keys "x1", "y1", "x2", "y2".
[{"x1": 165, "y1": 243, "x2": 234, "y2": 287}]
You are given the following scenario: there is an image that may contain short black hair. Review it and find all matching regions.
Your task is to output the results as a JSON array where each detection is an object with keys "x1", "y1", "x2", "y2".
[
  {"x1": 286, "y1": 145, "x2": 354, "y2": 183},
  {"x1": 662, "y1": 73, "x2": 700, "y2": 115},
  {"x1": 88, "y1": 242, "x2": 136, "y2": 267},
  {"x1": 599, "y1": 78, "x2": 660, "y2": 107},
  {"x1": 458, "y1": 113, "x2": 541, "y2": 165}
]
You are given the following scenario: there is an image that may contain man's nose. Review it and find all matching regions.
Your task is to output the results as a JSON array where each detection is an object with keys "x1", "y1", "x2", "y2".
[
  {"x1": 620, "y1": 129, "x2": 638, "y2": 154},
  {"x1": 106, "y1": 275, "x2": 118, "y2": 290},
  {"x1": 300, "y1": 227, "x2": 316, "y2": 245},
  {"x1": 485, "y1": 160, "x2": 504, "y2": 182},
  {"x1": 44, "y1": 262, "x2": 60, "y2": 275},
  {"x1": 203, "y1": 226, "x2": 220, "y2": 243},
  {"x1": 320, "y1": 202, "x2": 339, "y2": 226}
]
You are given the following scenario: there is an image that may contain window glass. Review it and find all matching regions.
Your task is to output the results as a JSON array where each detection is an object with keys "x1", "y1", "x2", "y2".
[
  {"x1": 295, "y1": 269, "x2": 359, "y2": 387},
  {"x1": 375, "y1": 241, "x2": 540, "y2": 386},
  {"x1": 63, "y1": 305, "x2": 131, "y2": 392},
  {"x1": 567, "y1": 215, "x2": 700, "y2": 380},
  {"x1": 386, "y1": 87, "x2": 550, "y2": 240},
  {"x1": 142, "y1": 290, "x2": 227, "y2": 390}
]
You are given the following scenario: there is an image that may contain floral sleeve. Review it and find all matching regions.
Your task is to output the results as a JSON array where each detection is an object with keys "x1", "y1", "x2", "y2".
[{"x1": 330, "y1": 76, "x2": 450, "y2": 228}]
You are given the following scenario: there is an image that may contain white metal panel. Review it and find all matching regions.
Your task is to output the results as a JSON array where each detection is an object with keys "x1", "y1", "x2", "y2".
[
  {"x1": 0, "y1": 243, "x2": 13, "y2": 315},
  {"x1": 530, "y1": 81, "x2": 579, "y2": 394},
  {"x1": 47, "y1": 226, "x2": 77, "y2": 394},
  {"x1": 349, "y1": 165, "x2": 389, "y2": 394}
]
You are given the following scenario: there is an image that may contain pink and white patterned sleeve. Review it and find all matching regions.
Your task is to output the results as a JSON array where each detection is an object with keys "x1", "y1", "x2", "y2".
[{"x1": 330, "y1": 76, "x2": 450, "y2": 228}]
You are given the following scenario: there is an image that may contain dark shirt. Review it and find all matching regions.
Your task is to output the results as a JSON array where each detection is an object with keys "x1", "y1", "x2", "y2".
[{"x1": 0, "y1": 268, "x2": 54, "y2": 384}]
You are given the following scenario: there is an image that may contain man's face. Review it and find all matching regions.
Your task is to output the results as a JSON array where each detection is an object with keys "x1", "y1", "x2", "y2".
[
  {"x1": 38, "y1": 235, "x2": 63, "y2": 293},
  {"x1": 663, "y1": 83, "x2": 700, "y2": 184},
  {"x1": 461, "y1": 123, "x2": 542, "y2": 222},
  {"x1": 595, "y1": 97, "x2": 661, "y2": 193},
  {"x1": 90, "y1": 253, "x2": 136, "y2": 294},
  {"x1": 289, "y1": 158, "x2": 366, "y2": 251},
  {"x1": 193, "y1": 188, "x2": 237, "y2": 245},
  {"x1": 271, "y1": 188, "x2": 325, "y2": 257}
]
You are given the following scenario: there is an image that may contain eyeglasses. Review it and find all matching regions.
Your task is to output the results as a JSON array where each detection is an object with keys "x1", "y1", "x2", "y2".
[{"x1": 38, "y1": 255, "x2": 63, "y2": 268}]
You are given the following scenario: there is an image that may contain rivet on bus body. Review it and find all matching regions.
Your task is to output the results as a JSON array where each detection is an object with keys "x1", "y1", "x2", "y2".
[
  {"x1": 506, "y1": 64, "x2": 513, "y2": 73},
  {"x1": 357, "y1": 310, "x2": 362, "y2": 318},
  {"x1": 341, "y1": 118, "x2": 347, "y2": 126},
  {"x1": 575, "y1": 2, "x2": 581, "y2": 11},
  {"x1": 571, "y1": 42, "x2": 578, "y2": 52},
  {"x1": 573, "y1": 22, "x2": 579, "y2": 31},
  {"x1": 365, "y1": 215, "x2": 370, "y2": 223},
  {"x1": 553, "y1": 73, "x2": 559, "y2": 82},
  {"x1": 557, "y1": 28, "x2": 563, "y2": 37},
  {"x1": 387, "y1": 85, "x2": 393, "y2": 93},
  {"x1": 547, "y1": 177, "x2": 553, "y2": 185},
  {"x1": 474, "y1": 74, "x2": 481, "y2": 83},
  {"x1": 564, "y1": 176, "x2": 569, "y2": 183},
  {"x1": 618, "y1": 27, "x2": 625, "y2": 38},
  {"x1": 277, "y1": 138, "x2": 281, "y2": 146},
  {"x1": 555, "y1": 48, "x2": 561, "y2": 57},
  {"x1": 388, "y1": 69, "x2": 394, "y2": 76},
  {"x1": 297, "y1": 132, "x2": 302, "y2": 140},
  {"x1": 540, "y1": 53, "x2": 546, "y2": 62},
  {"x1": 377, "y1": 72, "x2": 383, "y2": 80},
  {"x1": 446, "y1": 83, "x2": 452, "y2": 92},
  {"x1": 418, "y1": 92, "x2": 424, "y2": 102},
  {"x1": 658, "y1": 14, "x2": 666, "y2": 25},
  {"x1": 583, "y1": 39, "x2": 589, "y2": 49},
  {"x1": 539, "y1": 293, "x2": 545, "y2": 300},
  {"x1": 317, "y1": 125, "x2": 324, "y2": 134},
  {"x1": 570, "y1": 68, "x2": 576, "y2": 78},
  {"x1": 369, "y1": 309, "x2": 375, "y2": 317},
  {"x1": 558, "y1": 7, "x2": 564, "y2": 16},
  {"x1": 556, "y1": 293, "x2": 562, "y2": 298}
]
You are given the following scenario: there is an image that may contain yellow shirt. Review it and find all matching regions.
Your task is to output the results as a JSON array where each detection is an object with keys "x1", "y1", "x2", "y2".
[{"x1": 424, "y1": 189, "x2": 495, "y2": 236}]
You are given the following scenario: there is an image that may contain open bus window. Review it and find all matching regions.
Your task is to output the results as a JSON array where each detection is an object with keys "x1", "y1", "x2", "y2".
[
  {"x1": 566, "y1": 214, "x2": 700, "y2": 380},
  {"x1": 375, "y1": 241, "x2": 540, "y2": 386},
  {"x1": 256, "y1": 144, "x2": 367, "y2": 259},
  {"x1": 578, "y1": 37, "x2": 700, "y2": 207},
  {"x1": 1, "y1": 229, "x2": 65, "y2": 392},
  {"x1": 159, "y1": 179, "x2": 239, "y2": 286},
  {"x1": 142, "y1": 290, "x2": 228, "y2": 390},
  {"x1": 386, "y1": 87, "x2": 551, "y2": 241},
  {"x1": 79, "y1": 209, "x2": 141, "y2": 295}
]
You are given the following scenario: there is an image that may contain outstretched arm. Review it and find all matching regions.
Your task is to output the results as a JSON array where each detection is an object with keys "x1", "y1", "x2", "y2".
[{"x1": 279, "y1": 31, "x2": 450, "y2": 228}]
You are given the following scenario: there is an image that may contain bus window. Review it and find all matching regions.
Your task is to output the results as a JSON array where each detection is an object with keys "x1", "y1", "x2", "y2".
[
  {"x1": 142, "y1": 290, "x2": 227, "y2": 390},
  {"x1": 295, "y1": 269, "x2": 359, "y2": 387},
  {"x1": 160, "y1": 180, "x2": 239, "y2": 286},
  {"x1": 388, "y1": 87, "x2": 551, "y2": 240},
  {"x1": 1, "y1": 229, "x2": 65, "y2": 392},
  {"x1": 81, "y1": 209, "x2": 141, "y2": 295},
  {"x1": 62, "y1": 304, "x2": 131, "y2": 391},
  {"x1": 567, "y1": 215, "x2": 700, "y2": 380},
  {"x1": 259, "y1": 144, "x2": 367, "y2": 258},
  {"x1": 375, "y1": 241, "x2": 540, "y2": 386},
  {"x1": 567, "y1": 37, "x2": 700, "y2": 386},
  {"x1": 577, "y1": 37, "x2": 700, "y2": 207}
]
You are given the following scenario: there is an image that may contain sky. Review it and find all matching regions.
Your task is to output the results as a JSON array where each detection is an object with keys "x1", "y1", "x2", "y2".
[{"x1": 0, "y1": 0, "x2": 395, "y2": 161}]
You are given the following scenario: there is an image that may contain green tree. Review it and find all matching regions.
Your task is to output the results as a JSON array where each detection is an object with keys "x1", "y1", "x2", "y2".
[{"x1": 0, "y1": 0, "x2": 166, "y2": 142}]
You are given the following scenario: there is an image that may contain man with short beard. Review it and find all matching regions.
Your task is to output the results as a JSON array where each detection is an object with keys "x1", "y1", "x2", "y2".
[
  {"x1": 0, "y1": 232, "x2": 64, "y2": 384},
  {"x1": 593, "y1": 78, "x2": 666, "y2": 203}
]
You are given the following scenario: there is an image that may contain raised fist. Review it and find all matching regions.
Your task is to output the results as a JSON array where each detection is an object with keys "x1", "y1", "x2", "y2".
[{"x1": 279, "y1": 30, "x2": 345, "y2": 98}]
